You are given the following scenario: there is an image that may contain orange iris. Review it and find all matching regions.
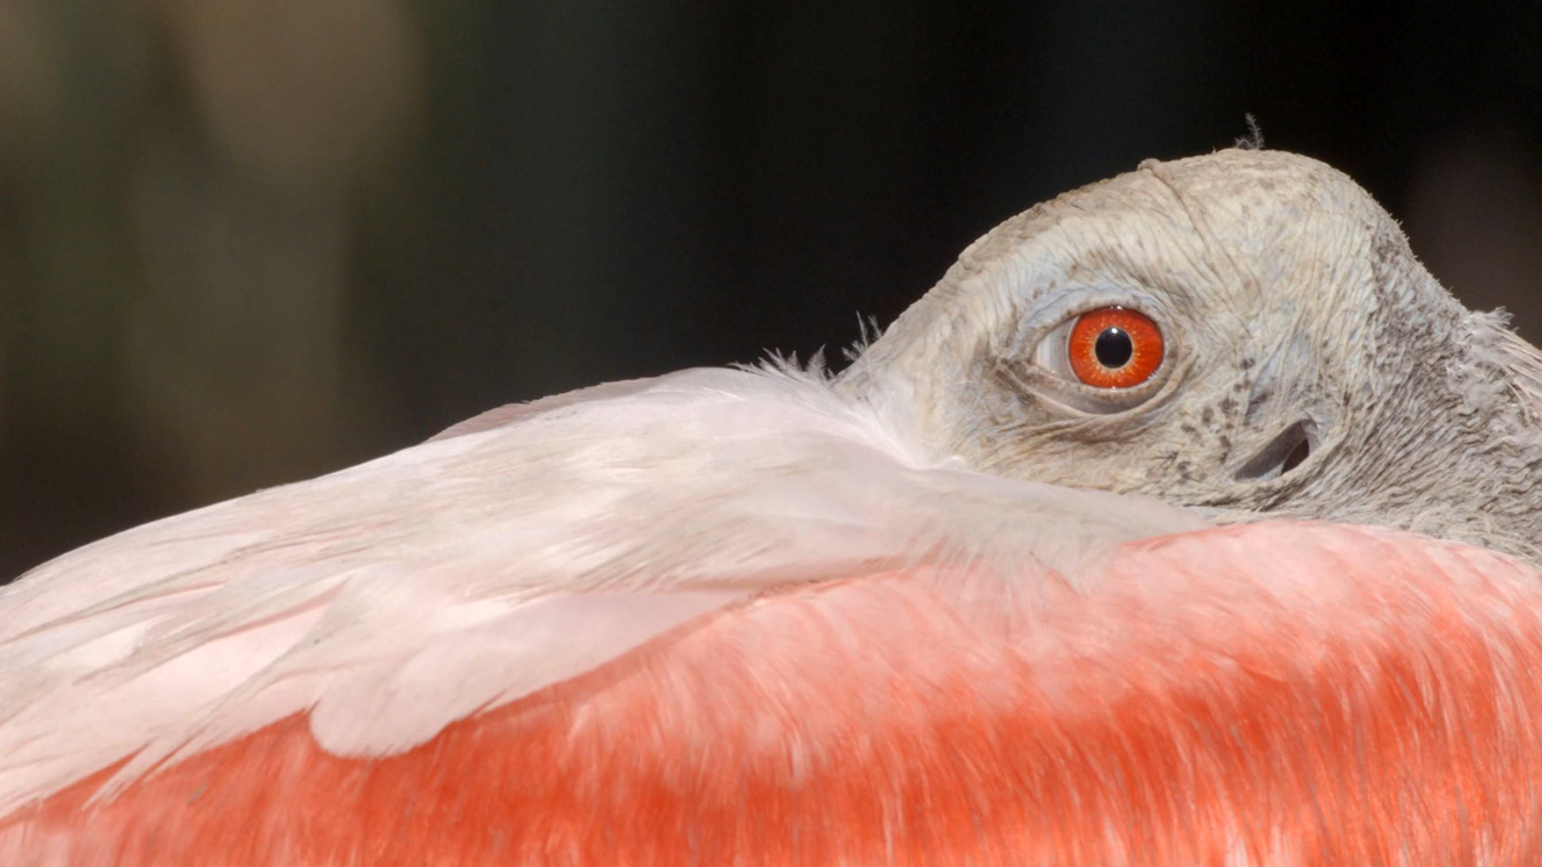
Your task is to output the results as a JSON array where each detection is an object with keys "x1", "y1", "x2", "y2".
[{"x1": 1067, "y1": 307, "x2": 1164, "y2": 388}]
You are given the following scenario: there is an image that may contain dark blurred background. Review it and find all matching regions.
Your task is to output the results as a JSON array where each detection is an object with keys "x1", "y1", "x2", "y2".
[{"x1": 2, "y1": 0, "x2": 1540, "y2": 578}]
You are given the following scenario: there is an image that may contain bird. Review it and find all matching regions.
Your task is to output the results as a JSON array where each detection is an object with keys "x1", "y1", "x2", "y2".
[{"x1": 4, "y1": 147, "x2": 1542, "y2": 865}]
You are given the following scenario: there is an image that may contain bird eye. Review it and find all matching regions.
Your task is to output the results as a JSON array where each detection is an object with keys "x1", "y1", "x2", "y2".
[{"x1": 1033, "y1": 306, "x2": 1165, "y2": 389}]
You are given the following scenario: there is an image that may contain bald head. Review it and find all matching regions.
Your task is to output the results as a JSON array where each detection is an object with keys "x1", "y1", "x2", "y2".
[{"x1": 846, "y1": 149, "x2": 1542, "y2": 562}]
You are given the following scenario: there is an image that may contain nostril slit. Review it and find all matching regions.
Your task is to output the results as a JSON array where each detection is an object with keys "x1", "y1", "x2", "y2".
[{"x1": 1235, "y1": 420, "x2": 1315, "y2": 482}]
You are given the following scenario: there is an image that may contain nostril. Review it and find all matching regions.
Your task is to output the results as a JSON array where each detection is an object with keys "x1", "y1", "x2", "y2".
[{"x1": 1235, "y1": 420, "x2": 1316, "y2": 482}]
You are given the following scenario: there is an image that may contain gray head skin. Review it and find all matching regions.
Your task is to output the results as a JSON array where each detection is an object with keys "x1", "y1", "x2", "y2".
[{"x1": 843, "y1": 148, "x2": 1542, "y2": 563}]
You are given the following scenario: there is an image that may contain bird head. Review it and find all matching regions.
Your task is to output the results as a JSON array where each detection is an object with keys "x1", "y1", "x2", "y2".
[{"x1": 845, "y1": 148, "x2": 1542, "y2": 561}]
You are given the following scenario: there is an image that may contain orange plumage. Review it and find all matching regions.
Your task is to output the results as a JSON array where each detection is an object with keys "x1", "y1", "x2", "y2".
[{"x1": 9, "y1": 523, "x2": 1542, "y2": 866}]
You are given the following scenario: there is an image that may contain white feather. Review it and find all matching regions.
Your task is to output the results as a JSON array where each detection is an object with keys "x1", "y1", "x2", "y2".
[{"x1": 0, "y1": 364, "x2": 1205, "y2": 812}]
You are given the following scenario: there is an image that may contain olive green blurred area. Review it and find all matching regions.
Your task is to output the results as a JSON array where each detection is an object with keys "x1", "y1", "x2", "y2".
[{"x1": 2, "y1": 1, "x2": 1540, "y2": 578}]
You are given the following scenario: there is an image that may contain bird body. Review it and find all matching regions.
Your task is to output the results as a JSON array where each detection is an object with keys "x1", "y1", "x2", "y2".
[{"x1": 4, "y1": 149, "x2": 1542, "y2": 864}]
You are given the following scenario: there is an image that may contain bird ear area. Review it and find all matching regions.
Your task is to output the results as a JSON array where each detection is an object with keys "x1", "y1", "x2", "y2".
[{"x1": 1233, "y1": 418, "x2": 1319, "y2": 483}]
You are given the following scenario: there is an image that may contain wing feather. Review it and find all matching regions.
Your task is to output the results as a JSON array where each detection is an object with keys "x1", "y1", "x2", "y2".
[{"x1": 0, "y1": 365, "x2": 1204, "y2": 812}]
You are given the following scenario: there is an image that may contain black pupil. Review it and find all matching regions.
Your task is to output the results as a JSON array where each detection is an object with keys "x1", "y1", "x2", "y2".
[{"x1": 1094, "y1": 327, "x2": 1133, "y2": 369}]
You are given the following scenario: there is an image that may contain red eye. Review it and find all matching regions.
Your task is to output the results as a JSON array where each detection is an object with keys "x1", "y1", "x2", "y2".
[{"x1": 1067, "y1": 307, "x2": 1164, "y2": 388}]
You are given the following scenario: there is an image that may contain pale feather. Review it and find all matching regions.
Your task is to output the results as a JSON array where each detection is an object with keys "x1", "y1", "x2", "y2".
[{"x1": 0, "y1": 364, "x2": 1205, "y2": 813}]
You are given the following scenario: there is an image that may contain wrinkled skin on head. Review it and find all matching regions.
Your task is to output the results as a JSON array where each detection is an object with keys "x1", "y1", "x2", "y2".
[{"x1": 845, "y1": 149, "x2": 1542, "y2": 563}]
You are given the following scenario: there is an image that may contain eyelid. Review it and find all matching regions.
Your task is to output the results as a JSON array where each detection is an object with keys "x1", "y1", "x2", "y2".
[{"x1": 1010, "y1": 283, "x2": 1169, "y2": 354}]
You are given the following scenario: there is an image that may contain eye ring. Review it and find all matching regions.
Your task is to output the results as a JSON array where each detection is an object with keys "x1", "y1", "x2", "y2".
[
  {"x1": 1020, "y1": 299, "x2": 1177, "y2": 416},
  {"x1": 1061, "y1": 306, "x2": 1164, "y2": 388}
]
